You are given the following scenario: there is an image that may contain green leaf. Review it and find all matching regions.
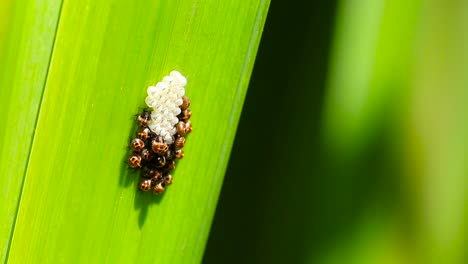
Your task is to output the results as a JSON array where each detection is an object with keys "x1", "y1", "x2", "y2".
[
  {"x1": 404, "y1": 1, "x2": 468, "y2": 263},
  {"x1": 1, "y1": 0, "x2": 270, "y2": 262},
  {"x1": 322, "y1": 0, "x2": 421, "y2": 157},
  {"x1": 0, "y1": 0, "x2": 62, "y2": 260}
]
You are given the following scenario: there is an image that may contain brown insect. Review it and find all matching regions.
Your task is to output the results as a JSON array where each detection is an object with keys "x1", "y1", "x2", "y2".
[
  {"x1": 153, "y1": 155, "x2": 166, "y2": 168},
  {"x1": 176, "y1": 121, "x2": 187, "y2": 136},
  {"x1": 174, "y1": 149, "x2": 184, "y2": 160},
  {"x1": 165, "y1": 149, "x2": 174, "y2": 160},
  {"x1": 181, "y1": 96, "x2": 191, "y2": 110},
  {"x1": 139, "y1": 178, "x2": 152, "y2": 191},
  {"x1": 130, "y1": 138, "x2": 145, "y2": 152},
  {"x1": 151, "y1": 136, "x2": 169, "y2": 155},
  {"x1": 164, "y1": 160, "x2": 176, "y2": 172},
  {"x1": 152, "y1": 181, "x2": 165, "y2": 194},
  {"x1": 137, "y1": 127, "x2": 153, "y2": 141},
  {"x1": 137, "y1": 110, "x2": 151, "y2": 127},
  {"x1": 184, "y1": 121, "x2": 192, "y2": 135},
  {"x1": 140, "y1": 148, "x2": 151, "y2": 160},
  {"x1": 164, "y1": 174, "x2": 173, "y2": 185},
  {"x1": 174, "y1": 136, "x2": 186, "y2": 149},
  {"x1": 128, "y1": 153, "x2": 142, "y2": 168},
  {"x1": 178, "y1": 109, "x2": 192, "y2": 122},
  {"x1": 142, "y1": 167, "x2": 162, "y2": 179}
]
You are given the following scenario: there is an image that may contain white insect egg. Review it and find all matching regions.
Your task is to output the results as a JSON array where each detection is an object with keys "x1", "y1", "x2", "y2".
[
  {"x1": 163, "y1": 76, "x2": 174, "y2": 84},
  {"x1": 147, "y1": 86, "x2": 158, "y2": 96},
  {"x1": 168, "y1": 93, "x2": 177, "y2": 101},
  {"x1": 145, "y1": 96, "x2": 156, "y2": 108},
  {"x1": 177, "y1": 87, "x2": 185, "y2": 96},
  {"x1": 156, "y1": 81, "x2": 168, "y2": 90},
  {"x1": 158, "y1": 113, "x2": 164, "y2": 121},
  {"x1": 145, "y1": 71, "x2": 187, "y2": 140},
  {"x1": 170, "y1": 70, "x2": 187, "y2": 87},
  {"x1": 149, "y1": 123, "x2": 157, "y2": 131},
  {"x1": 166, "y1": 102, "x2": 174, "y2": 110}
]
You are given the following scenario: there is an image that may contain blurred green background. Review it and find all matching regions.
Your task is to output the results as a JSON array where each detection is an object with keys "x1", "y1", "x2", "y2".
[{"x1": 204, "y1": 0, "x2": 468, "y2": 264}]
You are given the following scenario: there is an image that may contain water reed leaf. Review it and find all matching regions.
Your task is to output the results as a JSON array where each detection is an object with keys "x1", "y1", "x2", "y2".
[
  {"x1": 2, "y1": 0, "x2": 270, "y2": 262},
  {"x1": 0, "y1": 0, "x2": 61, "y2": 260}
]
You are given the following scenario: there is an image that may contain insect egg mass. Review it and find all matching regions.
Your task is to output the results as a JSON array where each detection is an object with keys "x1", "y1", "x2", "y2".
[{"x1": 128, "y1": 70, "x2": 192, "y2": 195}]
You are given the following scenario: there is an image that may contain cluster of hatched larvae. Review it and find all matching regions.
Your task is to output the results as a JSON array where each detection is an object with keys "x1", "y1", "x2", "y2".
[{"x1": 128, "y1": 96, "x2": 192, "y2": 194}]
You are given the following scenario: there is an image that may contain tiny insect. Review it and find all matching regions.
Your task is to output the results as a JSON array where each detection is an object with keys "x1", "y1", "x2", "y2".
[
  {"x1": 153, "y1": 155, "x2": 166, "y2": 168},
  {"x1": 184, "y1": 121, "x2": 192, "y2": 135},
  {"x1": 141, "y1": 148, "x2": 151, "y2": 160},
  {"x1": 165, "y1": 149, "x2": 174, "y2": 160},
  {"x1": 128, "y1": 153, "x2": 142, "y2": 168},
  {"x1": 174, "y1": 136, "x2": 186, "y2": 149},
  {"x1": 174, "y1": 149, "x2": 184, "y2": 160},
  {"x1": 152, "y1": 181, "x2": 165, "y2": 194},
  {"x1": 130, "y1": 138, "x2": 145, "y2": 152},
  {"x1": 178, "y1": 109, "x2": 192, "y2": 122},
  {"x1": 163, "y1": 160, "x2": 176, "y2": 172},
  {"x1": 142, "y1": 167, "x2": 162, "y2": 179},
  {"x1": 137, "y1": 111, "x2": 151, "y2": 127},
  {"x1": 138, "y1": 127, "x2": 153, "y2": 141},
  {"x1": 176, "y1": 121, "x2": 187, "y2": 136},
  {"x1": 152, "y1": 136, "x2": 169, "y2": 155},
  {"x1": 181, "y1": 96, "x2": 191, "y2": 110},
  {"x1": 139, "y1": 178, "x2": 152, "y2": 191},
  {"x1": 164, "y1": 174, "x2": 173, "y2": 185}
]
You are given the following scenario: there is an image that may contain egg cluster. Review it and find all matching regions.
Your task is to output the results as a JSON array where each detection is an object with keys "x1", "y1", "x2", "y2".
[{"x1": 128, "y1": 71, "x2": 192, "y2": 194}]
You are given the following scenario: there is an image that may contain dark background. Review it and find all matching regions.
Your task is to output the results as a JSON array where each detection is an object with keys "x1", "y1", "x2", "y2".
[
  {"x1": 203, "y1": 0, "x2": 468, "y2": 263},
  {"x1": 204, "y1": 1, "x2": 339, "y2": 263}
]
